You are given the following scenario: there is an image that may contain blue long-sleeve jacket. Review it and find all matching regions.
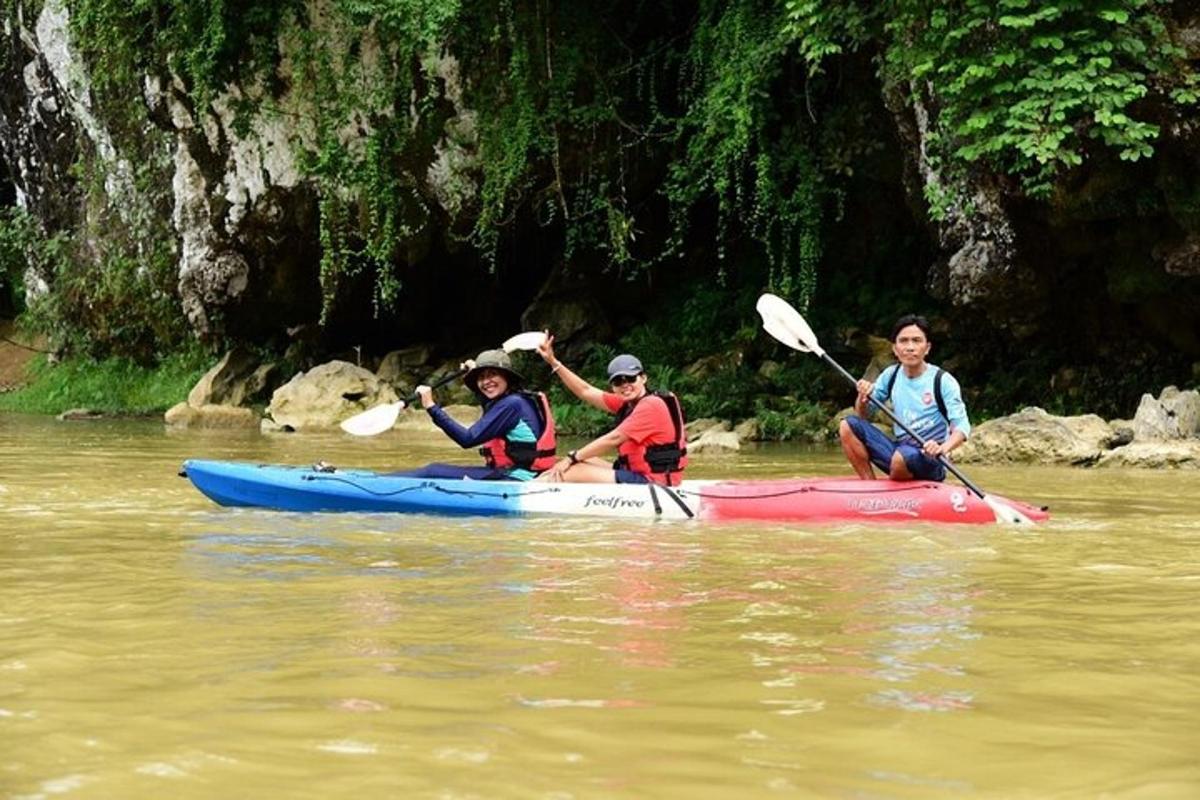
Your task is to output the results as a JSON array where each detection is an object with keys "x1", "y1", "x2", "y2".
[{"x1": 425, "y1": 393, "x2": 542, "y2": 449}]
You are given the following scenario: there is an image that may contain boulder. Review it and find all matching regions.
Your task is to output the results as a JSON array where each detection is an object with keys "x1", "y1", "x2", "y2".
[
  {"x1": 1097, "y1": 441, "x2": 1200, "y2": 469},
  {"x1": 187, "y1": 348, "x2": 267, "y2": 407},
  {"x1": 954, "y1": 407, "x2": 1117, "y2": 465},
  {"x1": 164, "y1": 401, "x2": 258, "y2": 428},
  {"x1": 689, "y1": 429, "x2": 742, "y2": 454},
  {"x1": 686, "y1": 417, "x2": 730, "y2": 441},
  {"x1": 520, "y1": 265, "x2": 612, "y2": 358},
  {"x1": 266, "y1": 360, "x2": 399, "y2": 430},
  {"x1": 841, "y1": 328, "x2": 895, "y2": 382},
  {"x1": 684, "y1": 350, "x2": 744, "y2": 380},
  {"x1": 1106, "y1": 421, "x2": 1135, "y2": 448},
  {"x1": 377, "y1": 345, "x2": 436, "y2": 388},
  {"x1": 756, "y1": 360, "x2": 783, "y2": 383},
  {"x1": 1131, "y1": 386, "x2": 1200, "y2": 441},
  {"x1": 733, "y1": 418, "x2": 761, "y2": 441}
]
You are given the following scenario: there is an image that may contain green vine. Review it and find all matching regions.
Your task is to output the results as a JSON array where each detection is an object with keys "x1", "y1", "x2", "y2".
[
  {"x1": 11, "y1": 0, "x2": 1196, "y2": 354},
  {"x1": 789, "y1": 0, "x2": 1198, "y2": 197}
]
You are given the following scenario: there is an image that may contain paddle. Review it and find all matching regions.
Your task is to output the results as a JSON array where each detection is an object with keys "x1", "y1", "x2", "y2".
[
  {"x1": 339, "y1": 331, "x2": 547, "y2": 436},
  {"x1": 755, "y1": 293, "x2": 1034, "y2": 525}
]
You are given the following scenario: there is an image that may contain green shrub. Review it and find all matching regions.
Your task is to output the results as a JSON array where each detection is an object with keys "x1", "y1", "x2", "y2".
[{"x1": 0, "y1": 348, "x2": 211, "y2": 415}]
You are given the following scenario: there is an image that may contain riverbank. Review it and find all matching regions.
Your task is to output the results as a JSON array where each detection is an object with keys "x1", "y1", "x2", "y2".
[{"x1": 0, "y1": 347, "x2": 209, "y2": 416}]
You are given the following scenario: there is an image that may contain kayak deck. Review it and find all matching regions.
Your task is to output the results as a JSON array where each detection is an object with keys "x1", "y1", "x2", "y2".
[{"x1": 181, "y1": 459, "x2": 1049, "y2": 524}]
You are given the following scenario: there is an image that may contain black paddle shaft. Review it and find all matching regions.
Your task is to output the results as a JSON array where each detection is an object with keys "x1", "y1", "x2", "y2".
[
  {"x1": 822, "y1": 352, "x2": 987, "y2": 500},
  {"x1": 403, "y1": 368, "x2": 468, "y2": 406}
]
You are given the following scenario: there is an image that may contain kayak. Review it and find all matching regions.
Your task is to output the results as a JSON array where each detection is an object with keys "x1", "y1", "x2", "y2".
[{"x1": 181, "y1": 459, "x2": 1049, "y2": 524}]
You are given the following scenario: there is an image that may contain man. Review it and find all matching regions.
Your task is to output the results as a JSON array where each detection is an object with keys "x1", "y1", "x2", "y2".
[
  {"x1": 536, "y1": 335, "x2": 687, "y2": 486},
  {"x1": 838, "y1": 314, "x2": 971, "y2": 481}
]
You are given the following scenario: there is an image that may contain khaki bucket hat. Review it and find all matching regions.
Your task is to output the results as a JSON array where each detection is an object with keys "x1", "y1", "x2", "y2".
[{"x1": 463, "y1": 349, "x2": 525, "y2": 394}]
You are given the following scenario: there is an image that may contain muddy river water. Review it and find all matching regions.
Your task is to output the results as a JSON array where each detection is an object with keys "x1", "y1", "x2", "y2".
[{"x1": 1, "y1": 414, "x2": 1197, "y2": 798}]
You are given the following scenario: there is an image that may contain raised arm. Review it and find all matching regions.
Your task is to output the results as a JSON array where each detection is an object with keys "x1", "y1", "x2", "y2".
[{"x1": 537, "y1": 332, "x2": 610, "y2": 413}]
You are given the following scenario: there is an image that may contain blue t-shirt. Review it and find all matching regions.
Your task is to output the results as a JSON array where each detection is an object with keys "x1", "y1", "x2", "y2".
[
  {"x1": 869, "y1": 363, "x2": 971, "y2": 444},
  {"x1": 426, "y1": 393, "x2": 543, "y2": 480}
]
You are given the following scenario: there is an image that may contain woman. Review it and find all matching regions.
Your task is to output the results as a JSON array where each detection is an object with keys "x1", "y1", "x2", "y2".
[
  {"x1": 394, "y1": 349, "x2": 557, "y2": 480},
  {"x1": 536, "y1": 335, "x2": 687, "y2": 485}
]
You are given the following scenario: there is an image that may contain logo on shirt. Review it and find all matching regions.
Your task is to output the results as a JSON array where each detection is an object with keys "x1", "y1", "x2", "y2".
[{"x1": 922, "y1": 391, "x2": 934, "y2": 406}]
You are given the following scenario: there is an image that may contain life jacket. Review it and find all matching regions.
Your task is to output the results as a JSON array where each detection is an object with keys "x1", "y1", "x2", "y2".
[
  {"x1": 479, "y1": 391, "x2": 558, "y2": 472},
  {"x1": 882, "y1": 364, "x2": 948, "y2": 421},
  {"x1": 612, "y1": 390, "x2": 688, "y2": 485}
]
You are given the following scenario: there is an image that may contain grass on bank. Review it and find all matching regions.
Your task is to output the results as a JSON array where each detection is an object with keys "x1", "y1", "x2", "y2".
[{"x1": 0, "y1": 349, "x2": 210, "y2": 415}]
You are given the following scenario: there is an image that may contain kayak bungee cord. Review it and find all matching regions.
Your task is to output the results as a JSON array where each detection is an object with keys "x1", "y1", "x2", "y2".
[
  {"x1": 304, "y1": 471, "x2": 697, "y2": 518},
  {"x1": 673, "y1": 482, "x2": 944, "y2": 501},
  {"x1": 302, "y1": 474, "x2": 566, "y2": 500},
  {"x1": 303, "y1": 472, "x2": 941, "y2": 505}
]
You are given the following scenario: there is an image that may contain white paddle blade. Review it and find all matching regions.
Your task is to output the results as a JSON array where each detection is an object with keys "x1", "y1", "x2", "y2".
[
  {"x1": 761, "y1": 317, "x2": 808, "y2": 352},
  {"x1": 756, "y1": 293, "x2": 825, "y2": 356},
  {"x1": 983, "y1": 494, "x2": 1036, "y2": 525},
  {"x1": 502, "y1": 331, "x2": 547, "y2": 352},
  {"x1": 339, "y1": 401, "x2": 406, "y2": 436}
]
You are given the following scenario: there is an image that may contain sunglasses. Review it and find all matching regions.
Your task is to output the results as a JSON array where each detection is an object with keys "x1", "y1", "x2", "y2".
[{"x1": 609, "y1": 373, "x2": 640, "y2": 387}]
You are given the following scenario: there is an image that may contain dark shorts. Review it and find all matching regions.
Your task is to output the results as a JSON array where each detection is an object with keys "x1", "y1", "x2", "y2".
[
  {"x1": 614, "y1": 469, "x2": 651, "y2": 485},
  {"x1": 844, "y1": 416, "x2": 946, "y2": 481}
]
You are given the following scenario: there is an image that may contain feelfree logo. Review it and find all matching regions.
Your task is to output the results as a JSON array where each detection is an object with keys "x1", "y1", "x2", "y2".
[{"x1": 583, "y1": 494, "x2": 646, "y2": 510}]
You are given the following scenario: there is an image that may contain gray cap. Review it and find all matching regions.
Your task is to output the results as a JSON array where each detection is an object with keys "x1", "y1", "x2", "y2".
[
  {"x1": 464, "y1": 349, "x2": 524, "y2": 393},
  {"x1": 606, "y1": 354, "x2": 644, "y2": 379}
]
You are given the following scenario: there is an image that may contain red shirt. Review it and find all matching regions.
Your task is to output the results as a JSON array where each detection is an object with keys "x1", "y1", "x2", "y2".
[{"x1": 602, "y1": 392, "x2": 682, "y2": 484}]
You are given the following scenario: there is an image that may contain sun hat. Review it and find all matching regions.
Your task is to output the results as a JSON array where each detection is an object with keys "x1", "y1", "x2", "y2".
[
  {"x1": 606, "y1": 354, "x2": 644, "y2": 380},
  {"x1": 464, "y1": 349, "x2": 524, "y2": 394}
]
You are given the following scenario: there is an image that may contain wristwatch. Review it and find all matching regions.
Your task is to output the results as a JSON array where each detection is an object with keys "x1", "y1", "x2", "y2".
[{"x1": 568, "y1": 450, "x2": 580, "y2": 465}]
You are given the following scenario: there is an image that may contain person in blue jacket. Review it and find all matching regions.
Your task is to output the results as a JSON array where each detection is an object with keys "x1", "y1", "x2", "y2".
[
  {"x1": 838, "y1": 314, "x2": 971, "y2": 482},
  {"x1": 393, "y1": 349, "x2": 557, "y2": 481}
]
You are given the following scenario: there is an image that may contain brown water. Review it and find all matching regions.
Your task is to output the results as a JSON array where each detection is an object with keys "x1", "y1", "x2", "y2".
[{"x1": 1, "y1": 414, "x2": 1198, "y2": 798}]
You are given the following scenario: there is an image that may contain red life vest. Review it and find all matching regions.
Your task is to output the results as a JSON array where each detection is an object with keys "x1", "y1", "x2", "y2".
[
  {"x1": 612, "y1": 390, "x2": 688, "y2": 486},
  {"x1": 480, "y1": 391, "x2": 558, "y2": 473}
]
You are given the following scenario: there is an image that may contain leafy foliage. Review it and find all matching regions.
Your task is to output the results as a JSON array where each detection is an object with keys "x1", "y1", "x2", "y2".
[
  {"x1": 790, "y1": 0, "x2": 1197, "y2": 197},
  {"x1": 0, "y1": 207, "x2": 45, "y2": 314},
  {"x1": 2, "y1": 0, "x2": 1194, "y2": 419}
]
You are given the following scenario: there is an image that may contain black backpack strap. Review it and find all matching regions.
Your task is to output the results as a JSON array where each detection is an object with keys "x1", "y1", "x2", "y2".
[
  {"x1": 933, "y1": 368, "x2": 948, "y2": 421},
  {"x1": 885, "y1": 364, "x2": 947, "y2": 421}
]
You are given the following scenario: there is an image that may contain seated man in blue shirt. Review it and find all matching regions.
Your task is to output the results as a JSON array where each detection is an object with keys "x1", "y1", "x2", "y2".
[{"x1": 838, "y1": 314, "x2": 971, "y2": 482}]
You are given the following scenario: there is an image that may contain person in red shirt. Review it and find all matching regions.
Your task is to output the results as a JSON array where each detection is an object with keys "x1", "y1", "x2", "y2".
[{"x1": 536, "y1": 334, "x2": 688, "y2": 486}]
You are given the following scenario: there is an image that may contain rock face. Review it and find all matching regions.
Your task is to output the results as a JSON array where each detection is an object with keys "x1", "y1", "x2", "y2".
[
  {"x1": 884, "y1": 80, "x2": 1023, "y2": 311},
  {"x1": 1, "y1": 0, "x2": 484, "y2": 342},
  {"x1": 1131, "y1": 386, "x2": 1200, "y2": 441},
  {"x1": 1096, "y1": 441, "x2": 1200, "y2": 469},
  {"x1": 957, "y1": 386, "x2": 1200, "y2": 469},
  {"x1": 164, "y1": 402, "x2": 258, "y2": 429},
  {"x1": 689, "y1": 429, "x2": 741, "y2": 454},
  {"x1": 165, "y1": 348, "x2": 281, "y2": 428},
  {"x1": 954, "y1": 407, "x2": 1118, "y2": 466},
  {"x1": 187, "y1": 348, "x2": 277, "y2": 408},
  {"x1": 266, "y1": 360, "x2": 399, "y2": 430},
  {"x1": 4, "y1": 0, "x2": 1199, "y2": 373}
]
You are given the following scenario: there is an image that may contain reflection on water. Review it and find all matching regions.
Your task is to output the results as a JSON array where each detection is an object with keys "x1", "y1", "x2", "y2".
[{"x1": 1, "y1": 414, "x2": 1199, "y2": 798}]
